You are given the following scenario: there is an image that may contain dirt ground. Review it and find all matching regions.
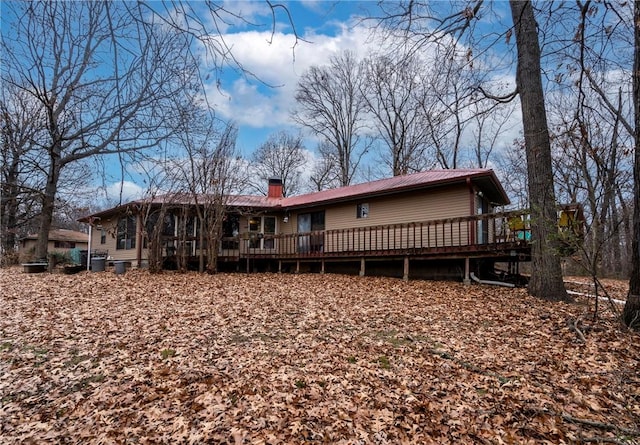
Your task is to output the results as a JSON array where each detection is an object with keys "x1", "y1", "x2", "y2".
[{"x1": 0, "y1": 267, "x2": 638, "y2": 444}]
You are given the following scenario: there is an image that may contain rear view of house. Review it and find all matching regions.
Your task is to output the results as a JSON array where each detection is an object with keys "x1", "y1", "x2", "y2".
[{"x1": 80, "y1": 169, "x2": 538, "y2": 282}]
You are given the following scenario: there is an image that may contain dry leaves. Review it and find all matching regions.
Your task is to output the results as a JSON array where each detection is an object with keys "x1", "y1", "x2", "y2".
[{"x1": 0, "y1": 268, "x2": 638, "y2": 444}]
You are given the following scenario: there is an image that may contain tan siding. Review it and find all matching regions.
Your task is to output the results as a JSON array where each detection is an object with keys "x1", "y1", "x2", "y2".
[
  {"x1": 94, "y1": 217, "x2": 140, "y2": 262},
  {"x1": 280, "y1": 215, "x2": 295, "y2": 235},
  {"x1": 20, "y1": 239, "x2": 88, "y2": 255},
  {"x1": 325, "y1": 185, "x2": 471, "y2": 231},
  {"x1": 21, "y1": 240, "x2": 77, "y2": 256},
  {"x1": 285, "y1": 186, "x2": 474, "y2": 253}
]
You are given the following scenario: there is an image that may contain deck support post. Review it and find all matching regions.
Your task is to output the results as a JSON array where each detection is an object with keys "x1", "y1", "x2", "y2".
[
  {"x1": 296, "y1": 260, "x2": 300, "y2": 274},
  {"x1": 463, "y1": 257, "x2": 471, "y2": 285},
  {"x1": 359, "y1": 258, "x2": 366, "y2": 276},
  {"x1": 278, "y1": 260, "x2": 282, "y2": 273},
  {"x1": 246, "y1": 257, "x2": 250, "y2": 274},
  {"x1": 403, "y1": 256, "x2": 410, "y2": 282},
  {"x1": 321, "y1": 259, "x2": 325, "y2": 274}
]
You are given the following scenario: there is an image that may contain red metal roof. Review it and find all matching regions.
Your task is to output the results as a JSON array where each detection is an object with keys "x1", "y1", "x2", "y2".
[
  {"x1": 79, "y1": 169, "x2": 509, "y2": 222},
  {"x1": 281, "y1": 169, "x2": 508, "y2": 208},
  {"x1": 227, "y1": 195, "x2": 282, "y2": 208},
  {"x1": 133, "y1": 193, "x2": 280, "y2": 208}
]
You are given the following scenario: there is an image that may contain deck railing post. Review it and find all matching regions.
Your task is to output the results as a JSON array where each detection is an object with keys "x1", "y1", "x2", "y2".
[
  {"x1": 463, "y1": 257, "x2": 471, "y2": 285},
  {"x1": 403, "y1": 256, "x2": 409, "y2": 281}
]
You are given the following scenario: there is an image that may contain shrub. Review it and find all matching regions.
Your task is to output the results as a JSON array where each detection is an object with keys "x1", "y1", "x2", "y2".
[{"x1": 0, "y1": 252, "x2": 20, "y2": 268}]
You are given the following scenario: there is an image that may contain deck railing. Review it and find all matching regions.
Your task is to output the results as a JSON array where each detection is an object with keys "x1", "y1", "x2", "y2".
[{"x1": 241, "y1": 210, "x2": 530, "y2": 259}]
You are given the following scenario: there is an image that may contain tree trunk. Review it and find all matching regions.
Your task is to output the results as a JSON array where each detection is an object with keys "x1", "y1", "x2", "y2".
[
  {"x1": 509, "y1": 0, "x2": 570, "y2": 302},
  {"x1": 1, "y1": 163, "x2": 20, "y2": 254},
  {"x1": 198, "y1": 215, "x2": 205, "y2": 274},
  {"x1": 622, "y1": 0, "x2": 640, "y2": 328},
  {"x1": 34, "y1": 158, "x2": 61, "y2": 260}
]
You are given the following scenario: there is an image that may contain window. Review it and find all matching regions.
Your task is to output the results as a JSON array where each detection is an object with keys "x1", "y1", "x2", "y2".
[
  {"x1": 116, "y1": 215, "x2": 136, "y2": 250},
  {"x1": 311, "y1": 211, "x2": 325, "y2": 231},
  {"x1": 100, "y1": 229, "x2": 106, "y2": 244},
  {"x1": 54, "y1": 241, "x2": 75, "y2": 248},
  {"x1": 143, "y1": 212, "x2": 176, "y2": 248},
  {"x1": 357, "y1": 203, "x2": 369, "y2": 219},
  {"x1": 297, "y1": 211, "x2": 325, "y2": 253},
  {"x1": 248, "y1": 216, "x2": 277, "y2": 250},
  {"x1": 162, "y1": 214, "x2": 176, "y2": 236},
  {"x1": 221, "y1": 214, "x2": 240, "y2": 250},
  {"x1": 263, "y1": 216, "x2": 276, "y2": 249},
  {"x1": 249, "y1": 217, "x2": 260, "y2": 233},
  {"x1": 185, "y1": 216, "x2": 196, "y2": 237}
]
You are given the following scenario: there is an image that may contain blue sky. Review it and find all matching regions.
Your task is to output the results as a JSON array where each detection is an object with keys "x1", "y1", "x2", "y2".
[
  {"x1": 107, "y1": 1, "x2": 397, "y2": 202},
  {"x1": 100, "y1": 1, "x2": 523, "y2": 204},
  {"x1": 199, "y1": 1, "x2": 382, "y2": 155}
]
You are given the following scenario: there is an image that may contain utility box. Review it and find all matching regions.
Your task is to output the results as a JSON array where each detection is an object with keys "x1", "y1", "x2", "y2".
[{"x1": 91, "y1": 257, "x2": 106, "y2": 272}]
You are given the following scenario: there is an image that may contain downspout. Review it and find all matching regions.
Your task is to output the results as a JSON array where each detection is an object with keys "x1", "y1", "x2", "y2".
[
  {"x1": 85, "y1": 216, "x2": 100, "y2": 271},
  {"x1": 467, "y1": 178, "x2": 476, "y2": 245},
  {"x1": 465, "y1": 177, "x2": 476, "y2": 285},
  {"x1": 87, "y1": 224, "x2": 92, "y2": 271},
  {"x1": 470, "y1": 272, "x2": 515, "y2": 288},
  {"x1": 136, "y1": 212, "x2": 143, "y2": 268}
]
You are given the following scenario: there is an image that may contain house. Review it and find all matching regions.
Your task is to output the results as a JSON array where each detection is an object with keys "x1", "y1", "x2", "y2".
[
  {"x1": 20, "y1": 229, "x2": 88, "y2": 257},
  {"x1": 79, "y1": 169, "x2": 533, "y2": 282}
]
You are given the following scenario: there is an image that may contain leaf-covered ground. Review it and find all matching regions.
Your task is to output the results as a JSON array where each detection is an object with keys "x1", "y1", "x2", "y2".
[{"x1": 1, "y1": 267, "x2": 638, "y2": 444}]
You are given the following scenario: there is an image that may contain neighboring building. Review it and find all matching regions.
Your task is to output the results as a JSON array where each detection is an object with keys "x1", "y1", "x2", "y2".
[
  {"x1": 79, "y1": 169, "x2": 533, "y2": 281},
  {"x1": 20, "y1": 229, "x2": 88, "y2": 257}
]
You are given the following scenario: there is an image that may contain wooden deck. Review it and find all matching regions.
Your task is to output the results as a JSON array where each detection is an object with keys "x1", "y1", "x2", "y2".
[
  {"x1": 161, "y1": 211, "x2": 532, "y2": 280},
  {"x1": 236, "y1": 211, "x2": 531, "y2": 262}
]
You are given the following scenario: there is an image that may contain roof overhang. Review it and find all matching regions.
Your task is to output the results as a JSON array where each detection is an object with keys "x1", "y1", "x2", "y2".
[
  {"x1": 78, "y1": 170, "x2": 511, "y2": 223},
  {"x1": 281, "y1": 170, "x2": 510, "y2": 210}
]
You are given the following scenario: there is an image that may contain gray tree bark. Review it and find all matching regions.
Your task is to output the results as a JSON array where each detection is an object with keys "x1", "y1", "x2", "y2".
[
  {"x1": 622, "y1": 0, "x2": 640, "y2": 328},
  {"x1": 509, "y1": 0, "x2": 570, "y2": 302}
]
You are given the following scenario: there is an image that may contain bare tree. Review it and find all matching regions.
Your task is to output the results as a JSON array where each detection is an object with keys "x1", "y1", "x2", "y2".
[
  {"x1": 194, "y1": 124, "x2": 244, "y2": 274},
  {"x1": 422, "y1": 46, "x2": 472, "y2": 170},
  {"x1": 167, "y1": 118, "x2": 245, "y2": 273},
  {"x1": 0, "y1": 87, "x2": 46, "y2": 258},
  {"x1": 550, "y1": 89, "x2": 633, "y2": 278},
  {"x1": 372, "y1": 1, "x2": 569, "y2": 300},
  {"x1": 495, "y1": 139, "x2": 529, "y2": 210},
  {"x1": 546, "y1": 0, "x2": 637, "y2": 324},
  {"x1": 362, "y1": 52, "x2": 432, "y2": 175},
  {"x1": 1, "y1": 1, "x2": 198, "y2": 260},
  {"x1": 467, "y1": 97, "x2": 516, "y2": 169},
  {"x1": 293, "y1": 51, "x2": 370, "y2": 186},
  {"x1": 308, "y1": 141, "x2": 341, "y2": 192},
  {"x1": 623, "y1": 0, "x2": 640, "y2": 329},
  {"x1": 250, "y1": 131, "x2": 306, "y2": 197}
]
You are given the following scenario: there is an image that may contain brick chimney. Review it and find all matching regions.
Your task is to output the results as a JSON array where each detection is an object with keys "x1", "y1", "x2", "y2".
[{"x1": 267, "y1": 178, "x2": 283, "y2": 198}]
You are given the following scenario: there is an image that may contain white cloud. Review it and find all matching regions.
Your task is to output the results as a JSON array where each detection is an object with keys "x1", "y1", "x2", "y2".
[
  {"x1": 201, "y1": 14, "x2": 525, "y2": 172},
  {"x1": 203, "y1": 24, "x2": 380, "y2": 130},
  {"x1": 104, "y1": 181, "x2": 146, "y2": 204}
]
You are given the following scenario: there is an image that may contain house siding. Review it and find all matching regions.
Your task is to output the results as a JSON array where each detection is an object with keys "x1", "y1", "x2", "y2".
[
  {"x1": 80, "y1": 172, "x2": 519, "y2": 262},
  {"x1": 21, "y1": 239, "x2": 89, "y2": 255},
  {"x1": 93, "y1": 217, "x2": 141, "y2": 262},
  {"x1": 324, "y1": 185, "x2": 471, "y2": 231},
  {"x1": 281, "y1": 186, "x2": 474, "y2": 254}
]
